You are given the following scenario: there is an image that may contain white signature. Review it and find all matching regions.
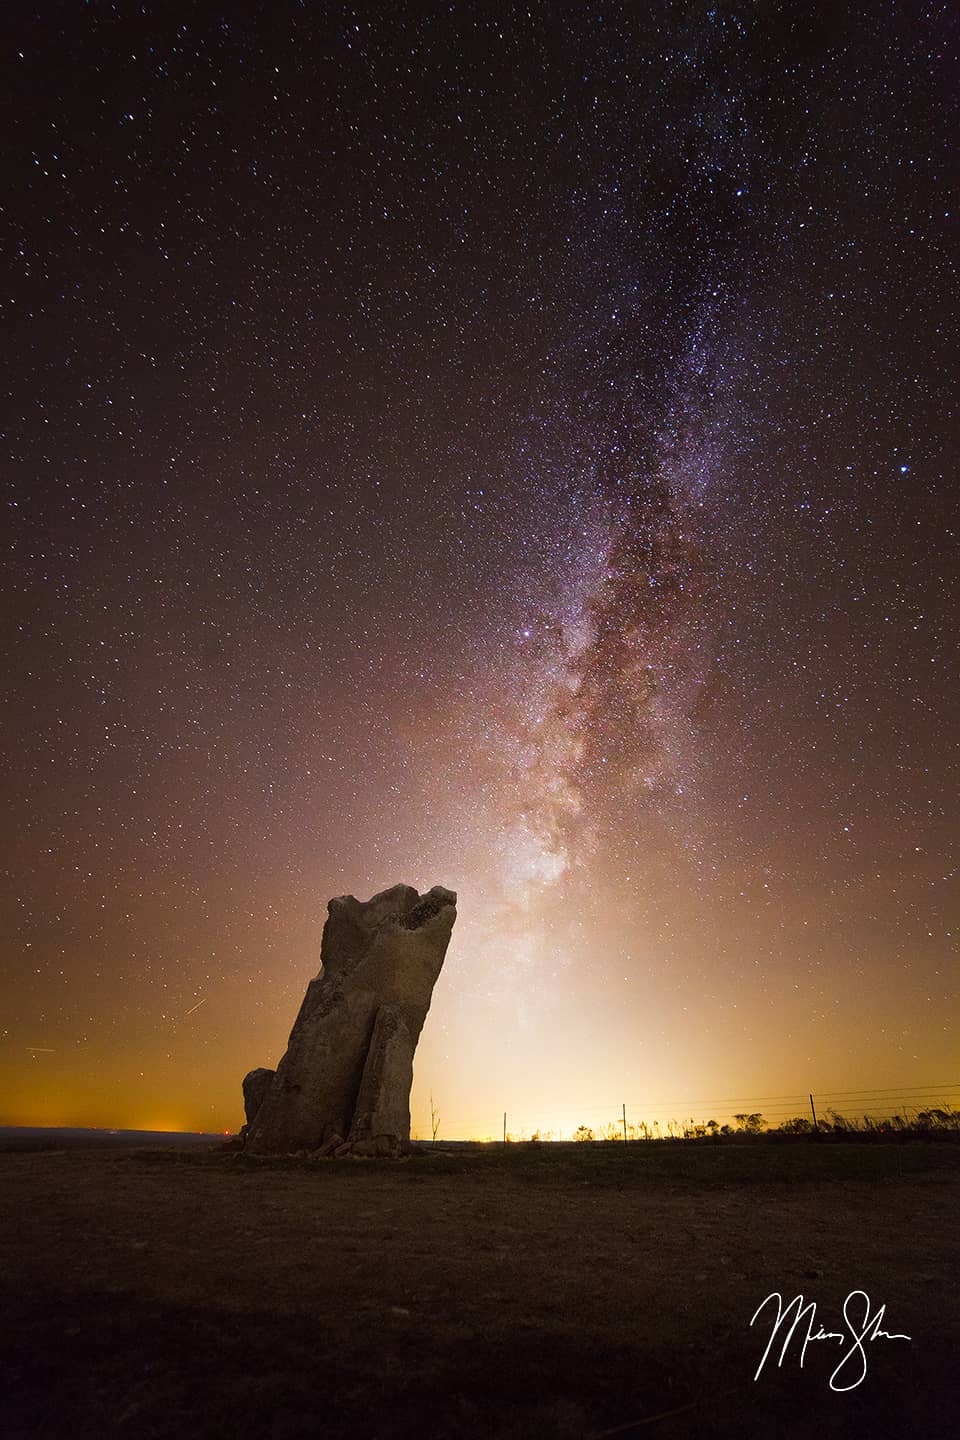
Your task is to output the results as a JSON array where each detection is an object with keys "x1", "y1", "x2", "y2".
[{"x1": 750, "y1": 1291, "x2": 912, "y2": 1392}]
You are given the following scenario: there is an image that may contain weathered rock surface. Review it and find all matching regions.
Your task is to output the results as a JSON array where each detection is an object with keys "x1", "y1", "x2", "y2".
[
  {"x1": 241, "y1": 1067, "x2": 276, "y2": 1129},
  {"x1": 242, "y1": 884, "x2": 456, "y2": 1155}
]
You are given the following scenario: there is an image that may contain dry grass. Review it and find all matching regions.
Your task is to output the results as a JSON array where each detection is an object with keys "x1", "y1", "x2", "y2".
[{"x1": 1, "y1": 1142, "x2": 958, "y2": 1438}]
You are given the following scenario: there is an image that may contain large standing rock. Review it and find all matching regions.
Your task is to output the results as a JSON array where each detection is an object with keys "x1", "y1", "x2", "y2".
[{"x1": 242, "y1": 884, "x2": 456, "y2": 1155}]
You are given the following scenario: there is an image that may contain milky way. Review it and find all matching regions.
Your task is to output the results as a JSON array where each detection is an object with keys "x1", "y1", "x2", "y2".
[{"x1": 485, "y1": 6, "x2": 758, "y2": 925}]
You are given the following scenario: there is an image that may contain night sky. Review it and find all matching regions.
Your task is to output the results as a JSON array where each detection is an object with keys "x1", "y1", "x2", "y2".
[{"x1": 3, "y1": 2, "x2": 957, "y2": 1138}]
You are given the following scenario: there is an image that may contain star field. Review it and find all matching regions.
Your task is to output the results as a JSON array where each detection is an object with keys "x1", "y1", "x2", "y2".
[{"x1": 2, "y1": 2, "x2": 957, "y2": 1137}]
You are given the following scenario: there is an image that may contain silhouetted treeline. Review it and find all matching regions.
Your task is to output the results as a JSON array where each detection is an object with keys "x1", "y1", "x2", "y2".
[{"x1": 561, "y1": 1107, "x2": 960, "y2": 1144}]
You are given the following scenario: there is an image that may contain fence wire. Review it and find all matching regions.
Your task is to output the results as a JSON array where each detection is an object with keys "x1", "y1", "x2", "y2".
[{"x1": 416, "y1": 1082, "x2": 960, "y2": 1140}]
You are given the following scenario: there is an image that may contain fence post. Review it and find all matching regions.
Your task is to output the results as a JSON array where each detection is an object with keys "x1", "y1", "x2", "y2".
[
  {"x1": 503, "y1": 1111, "x2": 507, "y2": 1144},
  {"x1": 623, "y1": 1103, "x2": 628, "y2": 1145}
]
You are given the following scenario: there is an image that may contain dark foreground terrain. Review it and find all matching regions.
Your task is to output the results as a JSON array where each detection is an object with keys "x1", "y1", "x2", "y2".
[{"x1": 1, "y1": 1139, "x2": 957, "y2": 1439}]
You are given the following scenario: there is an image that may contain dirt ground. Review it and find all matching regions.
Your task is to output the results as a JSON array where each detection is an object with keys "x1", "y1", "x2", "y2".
[{"x1": 1, "y1": 1142, "x2": 957, "y2": 1439}]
